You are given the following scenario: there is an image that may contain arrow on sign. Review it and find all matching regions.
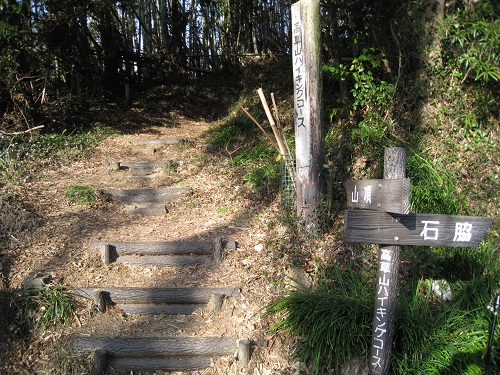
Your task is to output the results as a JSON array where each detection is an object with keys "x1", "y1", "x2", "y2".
[{"x1": 344, "y1": 210, "x2": 493, "y2": 247}]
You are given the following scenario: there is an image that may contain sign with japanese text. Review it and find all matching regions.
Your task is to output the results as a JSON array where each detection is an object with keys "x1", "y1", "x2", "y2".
[
  {"x1": 344, "y1": 210, "x2": 493, "y2": 248},
  {"x1": 291, "y1": 5, "x2": 310, "y2": 141},
  {"x1": 345, "y1": 178, "x2": 410, "y2": 213},
  {"x1": 371, "y1": 246, "x2": 398, "y2": 373}
]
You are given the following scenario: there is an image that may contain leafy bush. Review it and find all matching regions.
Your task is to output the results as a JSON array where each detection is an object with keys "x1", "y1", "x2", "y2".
[
  {"x1": 324, "y1": 48, "x2": 396, "y2": 154},
  {"x1": 440, "y1": 4, "x2": 500, "y2": 83}
]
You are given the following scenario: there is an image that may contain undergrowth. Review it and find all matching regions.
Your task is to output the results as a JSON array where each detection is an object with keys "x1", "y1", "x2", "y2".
[
  {"x1": 264, "y1": 3, "x2": 499, "y2": 374},
  {"x1": 0, "y1": 124, "x2": 117, "y2": 185}
]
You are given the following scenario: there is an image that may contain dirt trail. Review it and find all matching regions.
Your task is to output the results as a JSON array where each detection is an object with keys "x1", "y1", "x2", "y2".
[{"x1": 4, "y1": 116, "x2": 295, "y2": 374}]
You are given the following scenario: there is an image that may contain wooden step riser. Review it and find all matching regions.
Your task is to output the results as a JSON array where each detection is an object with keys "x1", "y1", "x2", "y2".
[
  {"x1": 90, "y1": 240, "x2": 215, "y2": 256},
  {"x1": 74, "y1": 337, "x2": 238, "y2": 357},
  {"x1": 74, "y1": 287, "x2": 241, "y2": 304},
  {"x1": 92, "y1": 238, "x2": 231, "y2": 266},
  {"x1": 132, "y1": 138, "x2": 187, "y2": 145},
  {"x1": 115, "y1": 255, "x2": 209, "y2": 266}
]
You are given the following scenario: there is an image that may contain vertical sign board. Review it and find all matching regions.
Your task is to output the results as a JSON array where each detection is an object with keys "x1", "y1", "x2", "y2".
[{"x1": 291, "y1": 0, "x2": 324, "y2": 230}]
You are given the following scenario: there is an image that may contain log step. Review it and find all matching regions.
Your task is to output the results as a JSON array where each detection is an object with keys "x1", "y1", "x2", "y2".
[
  {"x1": 107, "y1": 187, "x2": 193, "y2": 204},
  {"x1": 132, "y1": 138, "x2": 187, "y2": 145},
  {"x1": 115, "y1": 303, "x2": 200, "y2": 315},
  {"x1": 125, "y1": 204, "x2": 167, "y2": 215},
  {"x1": 106, "y1": 356, "x2": 212, "y2": 371},
  {"x1": 74, "y1": 336, "x2": 237, "y2": 356},
  {"x1": 107, "y1": 161, "x2": 181, "y2": 178},
  {"x1": 115, "y1": 255, "x2": 209, "y2": 267},
  {"x1": 75, "y1": 337, "x2": 255, "y2": 373},
  {"x1": 75, "y1": 337, "x2": 237, "y2": 372},
  {"x1": 91, "y1": 238, "x2": 236, "y2": 266},
  {"x1": 74, "y1": 287, "x2": 241, "y2": 305}
]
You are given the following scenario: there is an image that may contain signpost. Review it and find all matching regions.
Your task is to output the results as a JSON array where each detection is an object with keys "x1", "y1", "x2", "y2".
[
  {"x1": 291, "y1": 0, "x2": 324, "y2": 233},
  {"x1": 343, "y1": 148, "x2": 492, "y2": 375}
]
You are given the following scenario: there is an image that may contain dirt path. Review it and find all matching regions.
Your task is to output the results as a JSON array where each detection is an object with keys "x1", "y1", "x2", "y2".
[{"x1": 4, "y1": 116, "x2": 296, "y2": 374}]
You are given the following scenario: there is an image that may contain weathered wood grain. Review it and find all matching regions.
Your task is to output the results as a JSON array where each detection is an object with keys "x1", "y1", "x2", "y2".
[
  {"x1": 90, "y1": 240, "x2": 214, "y2": 255},
  {"x1": 132, "y1": 138, "x2": 187, "y2": 145},
  {"x1": 73, "y1": 287, "x2": 241, "y2": 304},
  {"x1": 345, "y1": 178, "x2": 410, "y2": 212},
  {"x1": 344, "y1": 210, "x2": 493, "y2": 247},
  {"x1": 291, "y1": 0, "x2": 324, "y2": 231},
  {"x1": 125, "y1": 204, "x2": 167, "y2": 215},
  {"x1": 73, "y1": 337, "x2": 238, "y2": 356},
  {"x1": 116, "y1": 303, "x2": 200, "y2": 315},
  {"x1": 115, "y1": 255, "x2": 209, "y2": 266}
]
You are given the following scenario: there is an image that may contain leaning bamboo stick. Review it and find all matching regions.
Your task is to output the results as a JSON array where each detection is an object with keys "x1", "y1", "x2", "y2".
[
  {"x1": 271, "y1": 93, "x2": 292, "y2": 157},
  {"x1": 239, "y1": 106, "x2": 280, "y2": 153},
  {"x1": 257, "y1": 88, "x2": 287, "y2": 156}
]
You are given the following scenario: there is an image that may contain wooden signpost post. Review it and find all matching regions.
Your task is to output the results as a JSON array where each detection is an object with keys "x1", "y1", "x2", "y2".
[
  {"x1": 343, "y1": 148, "x2": 493, "y2": 375},
  {"x1": 291, "y1": 0, "x2": 324, "y2": 233}
]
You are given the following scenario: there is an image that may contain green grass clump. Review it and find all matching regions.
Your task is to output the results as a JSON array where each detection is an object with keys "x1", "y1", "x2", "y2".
[
  {"x1": 21, "y1": 284, "x2": 75, "y2": 329},
  {"x1": 265, "y1": 264, "x2": 374, "y2": 374},
  {"x1": 266, "y1": 242, "x2": 500, "y2": 374},
  {"x1": 407, "y1": 149, "x2": 468, "y2": 215},
  {"x1": 66, "y1": 184, "x2": 98, "y2": 205}
]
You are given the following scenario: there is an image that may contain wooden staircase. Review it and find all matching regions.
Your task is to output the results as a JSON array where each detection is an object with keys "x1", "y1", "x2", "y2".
[{"x1": 72, "y1": 138, "x2": 253, "y2": 374}]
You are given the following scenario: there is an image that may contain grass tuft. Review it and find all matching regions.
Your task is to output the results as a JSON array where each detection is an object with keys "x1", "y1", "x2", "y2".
[
  {"x1": 264, "y1": 264, "x2": 374, "y2": 374},
  {"x1": 20, "y1": 284, "x2": 75, "y2": 329},
  {"x1": 65, "y1": 184, "x2": 99, "y2": 205}
]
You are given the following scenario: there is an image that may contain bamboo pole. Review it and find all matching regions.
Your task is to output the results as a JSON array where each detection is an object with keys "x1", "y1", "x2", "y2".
[
  {"x1": 270, "y1": 92, "x2": 292, "y2": 156},
  {"x1": 256, "y1": 88, "x2": 287, "y2": 156},
  {"x1": 239, "y1": 106, "x2": 280, "y2": 153}
]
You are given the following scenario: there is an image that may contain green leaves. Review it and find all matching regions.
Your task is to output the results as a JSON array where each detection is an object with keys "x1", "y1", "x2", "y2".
[
  {"x1": 21, "y1": 284, "x2": 75, "y2": 329},
  {"x1": 441, "y1": 11, "x2": 500, "y2": 83}
]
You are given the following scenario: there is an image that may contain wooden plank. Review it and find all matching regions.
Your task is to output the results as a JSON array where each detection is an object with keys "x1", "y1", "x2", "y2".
[
  {"x1": 108, "y1": 187, "x2": 193, "y2": 204},
  {"x1": 345, "y1": 178, "x2": 410, "y2": 212},
  {"x1": 90, "y1": 241, "x2": 214, "y2": 256},
  {"x1": 125, "y1": 204, "x2": 167, "y2": 215},
  {"x1": 115, "y1": 255, "x2": 209, "y2": 266},
  {"x1": 116, "y1": 303, "x2": 201, "y2": 315},
  {"x1": 126, "y1": 174, "x2": 160, "y2": 180},
  {"x1": 119, "y1": 162, "x2": 170, "y2": 169},
  {"x1": 73, "y1": 337, "x2": 238, "y2": 356},
  {"x1": 73, "y1": 287, "x2": 241, "y2": 304},
  {"x1": 107, "y1": 356, "x2": 211, "y2": 371},
  {"x1": 107, "y1": 187, "x2": 193, "y2": 196},
  {"x1": 344, "y1": 210, "x2": 493, "y2": 247},
  {"x1": 132, "y1": 138, "x2": 187, "y2": 145},
  {"x1": 115, "y1": 195, "x2": 181, "y2": 203}
]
